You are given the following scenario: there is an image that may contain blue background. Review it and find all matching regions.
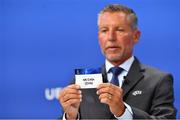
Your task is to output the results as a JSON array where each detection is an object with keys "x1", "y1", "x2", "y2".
[{"x1": 0, "y1": 0, "x2": 179, "y2": 119}]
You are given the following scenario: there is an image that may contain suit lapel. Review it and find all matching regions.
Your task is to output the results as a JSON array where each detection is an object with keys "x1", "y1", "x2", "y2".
[
  {"x1": 101, "y1": 64, "x2": 109, "y2": 83},
  {"x1": 122, "y1": 58, "x2": 144, "y2": 98},
  {"x1": 101, "y1": 58, "x2": 145, "y2": 98}
]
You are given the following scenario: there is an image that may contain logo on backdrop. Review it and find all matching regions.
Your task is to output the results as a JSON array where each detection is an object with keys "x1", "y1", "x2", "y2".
[{"x1": 45, "y1": 87, "x2": 63, "y2": 100}]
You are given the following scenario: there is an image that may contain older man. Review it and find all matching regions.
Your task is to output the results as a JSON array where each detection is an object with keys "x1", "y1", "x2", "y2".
[{"x1": 59, "y1": 4, "x2": 176, "y2": 119}]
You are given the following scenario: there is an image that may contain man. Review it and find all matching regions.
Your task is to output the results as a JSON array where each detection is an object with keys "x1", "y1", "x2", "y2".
[{"x1": 59, "y1": 4, "x2": 176, "y2": 119}]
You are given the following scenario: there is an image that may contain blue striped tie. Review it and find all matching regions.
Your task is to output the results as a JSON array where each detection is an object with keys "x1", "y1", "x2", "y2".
[{"x1": 109, "y1": 67, "x2": 123, "y2": 86}]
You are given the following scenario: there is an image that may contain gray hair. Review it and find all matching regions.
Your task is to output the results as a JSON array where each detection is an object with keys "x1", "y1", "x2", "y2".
[{"x1": 98, "y1": 4, "x2": 138, "y2": 29}]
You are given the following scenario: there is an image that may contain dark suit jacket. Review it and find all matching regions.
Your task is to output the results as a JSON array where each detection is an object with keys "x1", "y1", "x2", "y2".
[{"x1": 64, "y1": 58, "x2": 177, "y2": 119}]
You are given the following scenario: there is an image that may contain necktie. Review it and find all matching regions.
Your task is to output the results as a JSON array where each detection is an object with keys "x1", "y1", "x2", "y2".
[{"x1": 109, "y1": 67, "x2": 123, "y2": 86}]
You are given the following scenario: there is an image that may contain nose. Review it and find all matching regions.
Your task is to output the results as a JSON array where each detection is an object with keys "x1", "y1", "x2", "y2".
[{"x1": 108, "y1": 30, "x2": 116, "y2": 41}]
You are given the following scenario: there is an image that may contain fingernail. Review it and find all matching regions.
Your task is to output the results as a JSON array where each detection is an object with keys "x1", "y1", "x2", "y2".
[
  {"x1": 76, "y1": 85, "x2": 80, "y2": 89},
  {"x1": 96, "y1": 91, "x2": 99, "y2": 95},
  {"x1": 79, "y1": 90, "x2": 81, "y2": 94},
  {"x1": 79, "y1": 95, "x2": 82, "y2": 98}
]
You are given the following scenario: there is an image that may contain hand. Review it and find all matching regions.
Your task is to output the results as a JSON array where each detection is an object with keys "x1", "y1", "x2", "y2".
[
  {"x1": 97, "y1": 83, "x2": 125, "y2": 117},
  {"x1": 59, "y1": 84, "x2": 82, "y2": 119}
]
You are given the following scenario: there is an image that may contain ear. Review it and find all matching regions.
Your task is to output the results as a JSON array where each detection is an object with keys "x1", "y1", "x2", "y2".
[{"x1": 133, "y1": 29, "x2": 141, "y2": 44}]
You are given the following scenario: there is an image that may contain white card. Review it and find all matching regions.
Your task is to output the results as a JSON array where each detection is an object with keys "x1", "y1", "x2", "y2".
[{"x1": 75, "y1": 74, "x2": 103, "y2": 89}]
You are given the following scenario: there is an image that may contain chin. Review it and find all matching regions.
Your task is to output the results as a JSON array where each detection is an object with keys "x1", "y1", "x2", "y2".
[{"x1": 106, "y1": 54, "x2": 122, "y2": 63}]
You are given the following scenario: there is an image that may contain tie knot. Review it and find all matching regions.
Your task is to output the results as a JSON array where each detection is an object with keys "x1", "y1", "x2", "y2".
[{"x1": 109, "y1": 67, "x2": 123, "y2": 76}]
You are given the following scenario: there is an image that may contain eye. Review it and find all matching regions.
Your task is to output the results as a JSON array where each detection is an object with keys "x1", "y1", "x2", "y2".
[
  {"x1": 117, "y1": 28, "x2": 124, "y2": 32},
  {"x1": 100, "y1": 29, "x2": 108, "y2": 33},
  {"x1": 102, "y1": 29, "x2": 107, "y2": 32}
]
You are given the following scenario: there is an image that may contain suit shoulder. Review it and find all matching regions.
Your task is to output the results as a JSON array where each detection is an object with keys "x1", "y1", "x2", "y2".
[{"x1": 140, "y1": 64, "x2": 173, "y2": 80}]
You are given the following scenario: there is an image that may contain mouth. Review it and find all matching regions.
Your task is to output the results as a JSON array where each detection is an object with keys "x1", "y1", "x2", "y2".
[{"x1": 106, "y1": 46, "x2": 120, "y2": 51}]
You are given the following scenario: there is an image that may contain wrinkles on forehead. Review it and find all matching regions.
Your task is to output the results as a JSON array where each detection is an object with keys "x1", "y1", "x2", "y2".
[{"x1": 98, "y1": 12, "x2": 133, "y2": 30}]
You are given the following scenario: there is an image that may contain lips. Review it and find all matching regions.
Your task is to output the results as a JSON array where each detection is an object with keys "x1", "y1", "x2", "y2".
[
  {"x1": 106, "y1": 45, "x2": 120, "y2": 49},
  {"x1": 106, "y1": 46, "x2": 120, "y2": 51}
]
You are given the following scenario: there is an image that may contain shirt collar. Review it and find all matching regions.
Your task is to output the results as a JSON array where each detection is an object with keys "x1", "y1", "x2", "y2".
[{"x1": 105, "y1": 56, "x2": 135, "y2": 73}]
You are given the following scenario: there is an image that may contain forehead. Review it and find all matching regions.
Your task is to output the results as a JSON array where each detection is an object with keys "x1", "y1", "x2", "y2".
[{"x1": 98, "y1": 12, "x2": 129, "y2": 26}]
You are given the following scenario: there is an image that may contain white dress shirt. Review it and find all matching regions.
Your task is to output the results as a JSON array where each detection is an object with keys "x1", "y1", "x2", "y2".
[{"x1": 105, "y1": 56, "x2": 134, "y2": 119}]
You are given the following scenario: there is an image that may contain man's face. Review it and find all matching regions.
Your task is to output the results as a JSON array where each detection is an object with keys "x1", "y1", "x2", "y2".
[{"x1": 98, "y1": 12, "x2": 140, "y2": 66}]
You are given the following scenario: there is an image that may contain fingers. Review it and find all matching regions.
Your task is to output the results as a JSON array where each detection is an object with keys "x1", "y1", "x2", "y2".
[
  {"x1": 97, "y1": 84, "x2": 113, "y2": 95},
  {"x1": 60, "y1": 84, "x2": 80, "y2": 98},
  {"x1": 98, "y1": 92, "x2": 112, "y2": 104},
  {"x1": 63, "y1": 93, "x2": 82, "y2": 103},
  {"x1": 97, "y1": 83, "x2": 123, "y2": 105},
  {"x1": 97, "y1": 83, "x2": 118, "y2": 89},
  {"x1": 59, "y1": 84, "x2": 82, "y2": 119},
  {"x1": 59, "y1": 84, "x2": 82, "y2": 105},
  {"x1": 63, "y1": 98, "x2": 81, "y2": 108},
  {"x1": 98, "y1": 92, "x2": 112, "y2": 100},
  {"x1": 67, "y1": 84, "x2": 80, "y2": 89},
  {"x1": 97, "y1": 83, "x2": 122, "y2": 95},
  {"x1": 61, "y1": 88, "x2": 81, "y2": 98}
]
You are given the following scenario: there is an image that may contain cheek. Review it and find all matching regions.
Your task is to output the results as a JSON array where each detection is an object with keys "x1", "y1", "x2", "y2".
[
  {"x1": 124, "y1": 40, "x2": 134, "y2": 52},
  {"x1": 118, "y1": 37, "x2": 134, "y2": 49},
  {"x1": 98, "y1": 37, "x2": 106, "y2": 48}
]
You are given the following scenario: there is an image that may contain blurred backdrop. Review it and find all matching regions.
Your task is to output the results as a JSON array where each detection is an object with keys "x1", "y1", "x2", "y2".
[{"x1": 0, "y1": 0, "x2": 179, "y2": 119}]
